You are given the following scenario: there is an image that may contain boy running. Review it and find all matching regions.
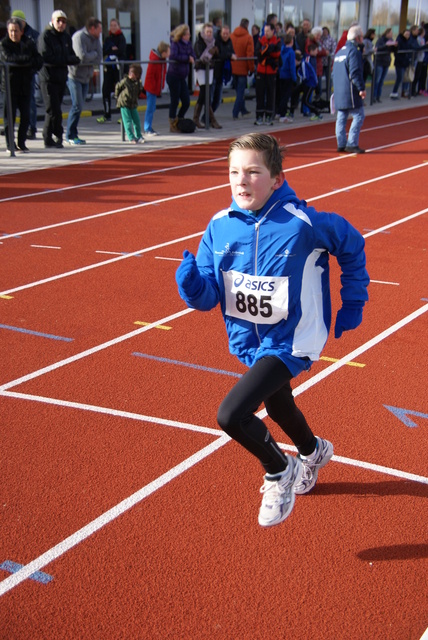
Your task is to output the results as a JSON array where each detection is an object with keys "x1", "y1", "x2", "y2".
[{"x1": 176, "y1": 133, "x2": 369, "y2": 527}]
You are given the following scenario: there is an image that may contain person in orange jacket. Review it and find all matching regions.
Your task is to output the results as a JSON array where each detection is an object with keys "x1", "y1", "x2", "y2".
[{"x1": 230, "y1": 18, "x2": 255, "y2": 119}]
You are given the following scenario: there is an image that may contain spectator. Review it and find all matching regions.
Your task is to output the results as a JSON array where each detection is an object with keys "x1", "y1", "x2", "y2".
[
  {"x1": 409, "y1": 25, "x2": 426, "y2": 96},
  {"x1": 166, "y1": 24, "x2": 196, "y2": 132},
  {"x1": 230, "y1": 18, "x2": 255, "y2": 119},
  {"x1": 254, "y1": 22, "x2": 281, "y2": 125},
  {"x1": 212, "y1": 25, "x2": 236, "y2": 113},
  {"x1": 335, "y1": 21, "x2": 359, "y2": 53},
  {"x1": 418, "y1": 23, "x2": 428, "y2": 94},
  {"x1": 285, "y1": 23, "x2": 297, "y2": 49},
  {"x1": 97, "y1": 18, "x2": 126, "y2": 124},
  {"x1": 38, "y1": 10, "x2": 80, "y2": 149},
  {"x1": 193, "y1": 22, "x2": 221, "y2": 129},
  {"x1": 320, "y1": 26, "x2": 336, "y2": 95},
  {"x1": 0, "y1": 17, "x2": 43, "y2": 153},
  {"x1": 288, "y1": 45, "x2": 323, "y2": 121},
  {"x1": 296, "y1": 19, "x2": 311, "y2": 52},
  {"x1": 390, "y1": 29, "x2": 412, "y2": 99},
  {"x1": 261, "y1": 13, "x2": 278, "y2": 36},
  {"x1": 362, "y1": 28, "x2": 376, "y2": 82},
  {"x1": 252, "y1": 24, "x2": 260, "y2": 50},
  {"x1": 278, "y1": 33, "x2": 296, "y2": 121},
  {"x1": 66, "y1": 18, "x2": 102, "y2": 145},
  {"x1": 373, "y1": 28, "x2": 396, "y2": 102},
  {"x1": 305, "y1": 26, "x2": 328, "y2": 97},
  {"x1": 11, "y1": 10, "x2": 39, "y2": 140},
  {"x1": 413, "y1": 26, "x2": 427, "y2": 95},
  {"x1": 212, "y1": 16, "x2": 222, "y2": 39},
  {"x1": 114, "y1": 63, "x2": 144, "y2": 143},
  {"x1": 332, "y1": 25, "x2": 366, "y2": 153},
  {"x1": 143, "y1": 41, "x2": 170, "y2": 136}
]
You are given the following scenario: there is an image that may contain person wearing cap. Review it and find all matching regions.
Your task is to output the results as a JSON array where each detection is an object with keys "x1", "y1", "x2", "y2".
[
  {"x1": 38, "y1": 10, "x2": 80, "y2": 149},
  {"x1": 0, "y1": 17, "x2": 43, "y2": 153},
  {"x1": 65, "y1": 17, "x2": 102, "y2": 145},
  {"x1": 11, "y1": 10, "x2": 40, "y2": 139}
]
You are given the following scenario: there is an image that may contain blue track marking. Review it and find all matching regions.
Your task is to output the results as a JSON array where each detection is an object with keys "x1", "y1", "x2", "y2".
[
  {"x1": 0, "y1": 560, "x2": 53, "y2": 584},
  {"x1": 384, "y1": 405, "x2": 428, "y2": 428},
  {"x1": 0, "y1": 323, "x2": 73, "y2": 342},
  {"x1": 132, "y1": 352, "x2": 243, "y2": 378}
]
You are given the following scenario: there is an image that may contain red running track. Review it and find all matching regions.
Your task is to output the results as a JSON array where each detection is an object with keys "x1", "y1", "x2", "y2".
[{"x1": 0, "y1": 106, "x2": 427, "y2": 639}]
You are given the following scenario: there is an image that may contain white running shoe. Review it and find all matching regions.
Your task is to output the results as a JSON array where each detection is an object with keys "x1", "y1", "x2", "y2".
[
  {"x1": 293, "y1": 437, "x2": 334, "y2": 495},
  {"x1": 258, "y1": 455, "x2": 303, "y2": 527}
]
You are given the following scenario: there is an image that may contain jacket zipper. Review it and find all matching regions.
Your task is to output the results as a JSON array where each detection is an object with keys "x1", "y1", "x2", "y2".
[{"x1": 253, "y1": 201, "x2": 279, "y2": 346}]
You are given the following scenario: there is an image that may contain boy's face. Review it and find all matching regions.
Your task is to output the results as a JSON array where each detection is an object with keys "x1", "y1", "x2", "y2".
[{"x1": 229, "y1": 149, "x2": 283, "y2": 212}]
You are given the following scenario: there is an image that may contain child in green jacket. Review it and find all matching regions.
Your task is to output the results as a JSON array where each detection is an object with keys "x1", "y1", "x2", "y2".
[{"x1": 114, "y1": 63, "x2": 144, "y2": 143}]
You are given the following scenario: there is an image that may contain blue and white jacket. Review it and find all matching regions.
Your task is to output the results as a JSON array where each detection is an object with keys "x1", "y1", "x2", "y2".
[{"x1": 178, "y1": 181, "x2": 369, "y2": 377}]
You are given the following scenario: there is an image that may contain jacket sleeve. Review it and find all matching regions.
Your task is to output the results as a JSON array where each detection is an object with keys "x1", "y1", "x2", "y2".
[
  {"x1": 178, "y1": 225, "x2": 221, "y2": 311},
  {"x1": 310, "y1": 208, "x2": 370, "y2": 305},
  {"x1": 348, "y1": 46, "x2": 365, "y2": 92}
]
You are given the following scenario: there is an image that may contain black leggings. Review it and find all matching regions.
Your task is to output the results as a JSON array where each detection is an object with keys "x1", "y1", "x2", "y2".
[{"x1": 217, "y1": 356, "x2": 316, "y2": 474}]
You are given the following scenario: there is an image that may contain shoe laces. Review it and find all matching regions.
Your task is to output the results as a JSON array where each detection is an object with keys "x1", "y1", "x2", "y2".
[{"x1": 260, "y1": 479, "x2": 287, "y2": 508}]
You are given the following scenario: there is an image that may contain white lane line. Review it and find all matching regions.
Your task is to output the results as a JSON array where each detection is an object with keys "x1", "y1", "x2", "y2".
[
  {"x1": 0, "y1": 116, "x2": 426, "y2": 205},
  {"x1": 1, "y1": 192, "x2": 427, "y2": 299},
  {"x1": 370, "y1": 280, "x2": 400, "y2": 285},
  {"x1": 0, "y1": 184, "x2": 227, "y2": 241},
  {"x1": 3, "y1": 389, "x2": 427, "y2": 486},
  {"x1": 0, "y1": 434, "x2": 231, "y2": 597},
  {"x1": 0, "y1": 231, "x2": 204, "y2": 297},
  {"x1": 30, "y1": 244, "x2": 61, "y2": 250},
  {"x1": 1, "y1": 133, "x2": 427, "y2": 242},
  {"x1": 277, "y1": 444, "x2": 428, "y2": 484},
  {"x1": 0, "y1": 156, "x2": 228, "y2": 204},
  {"x1": 0, "y1": 307, "x2": 194, "y2": 392},
  {"x1": 1, "y1": 390, "x2": 221, "y2": 437}
]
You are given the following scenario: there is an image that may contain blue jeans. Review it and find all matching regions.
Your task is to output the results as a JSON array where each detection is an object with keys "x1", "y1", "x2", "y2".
[
  {"x1": 144, "y1": 91, "x2": 157, "y2": 132},
  {"x1": 336, "y1": 106, "x2": 365, "y2": 148},
  {"x1": 374, "y1": 65, "x2": 389, "y2": 99},
  {"x1": 392, "y1": 66, "x2": 409, "y2": 94},
  {"x1": 232, "y1": 75, "x2": 248, "y2": 118},
  {"x1": 66, "y1": 77, "x2": 88, "y2": 140}
]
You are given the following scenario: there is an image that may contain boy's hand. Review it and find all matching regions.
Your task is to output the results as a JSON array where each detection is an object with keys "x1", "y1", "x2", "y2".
[
  {"x1": 175, "y1": 250, "x2": 203, "y2": 298},
  {"x1": 334, "y1": 303, "x2": 364, "y2": 338}
]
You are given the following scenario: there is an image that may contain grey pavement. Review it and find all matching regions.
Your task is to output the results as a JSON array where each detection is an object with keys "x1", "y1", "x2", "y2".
[{"x1": 0, "y1": 78, "x2": 425, "y2": 177}]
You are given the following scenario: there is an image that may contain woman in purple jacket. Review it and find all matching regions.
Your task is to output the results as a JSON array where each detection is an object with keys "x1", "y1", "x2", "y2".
[{"x1": 166, "y1": 24, "x2": 196, "y2": 131}]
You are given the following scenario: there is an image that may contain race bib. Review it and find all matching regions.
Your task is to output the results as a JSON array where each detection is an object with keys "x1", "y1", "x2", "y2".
[{"x1": 222, "y1": 270, "x2": 289, "y2": 324}]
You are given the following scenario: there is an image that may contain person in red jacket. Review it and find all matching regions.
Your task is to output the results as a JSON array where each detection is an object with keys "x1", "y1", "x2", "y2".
[
  {"x1": 254, "y1": 22, "x2": 281, "y2": 125},
  {"x1": 143, "y1": 41, "x2": 170, "y2": 135}
]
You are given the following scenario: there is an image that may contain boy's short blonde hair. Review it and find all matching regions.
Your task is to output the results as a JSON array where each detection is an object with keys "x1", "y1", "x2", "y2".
[
  {"x1": 158, "y1": 41, "x2": 170, "y2": 54},
  {"x1": 228, "y1": 133, "x2": 284, "y2": 177}
]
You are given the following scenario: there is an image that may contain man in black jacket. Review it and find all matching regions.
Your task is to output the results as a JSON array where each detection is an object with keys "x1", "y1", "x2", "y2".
[
  {"x1": 11, "y1": 10, "x2": 40, "y2": 139},
  {"x1": 0, "y1": 17, "x2": 43, "y2": 153},
  {"x1": 38, "y1": 10, "x2": 80, "y2": 148}
]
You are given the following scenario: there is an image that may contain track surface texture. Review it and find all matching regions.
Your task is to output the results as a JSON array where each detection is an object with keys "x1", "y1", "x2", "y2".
[{"x1": 1, "y1": 105, "x2": 427, "y2": 640}]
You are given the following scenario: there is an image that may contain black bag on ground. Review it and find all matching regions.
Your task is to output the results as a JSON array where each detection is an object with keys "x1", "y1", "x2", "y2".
[{"x1": 176, "y1": 118, "x2": 196, "y2": 133}]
